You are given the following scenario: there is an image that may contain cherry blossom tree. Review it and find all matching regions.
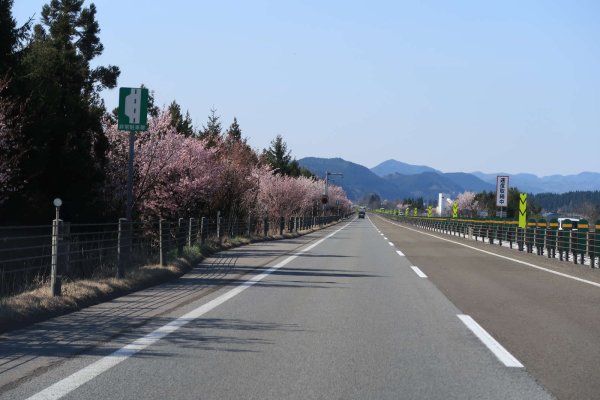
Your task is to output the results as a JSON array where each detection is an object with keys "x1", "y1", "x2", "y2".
[
  {"x1": 456, "y1": 191, "x2": 478, "y2": 217},
  {"x1": 245, "y1": 166, "x2": 350, "y2": 220},
  {"x1": 103, "y1": 110, "x2": 222, "y2": 221}
]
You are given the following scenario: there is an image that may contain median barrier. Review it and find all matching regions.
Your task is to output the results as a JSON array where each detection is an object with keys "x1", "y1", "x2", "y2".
[{"x1": 373, "y1": 211, "x2": 598, "y2": 270}]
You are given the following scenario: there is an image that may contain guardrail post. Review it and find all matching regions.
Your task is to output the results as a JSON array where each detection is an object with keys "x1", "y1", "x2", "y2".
[
  {"x1": 574, "y1": 219, "x2": 588, "y2": 265},
  {"x1": 546, "y1": 219, "x2": 557, "y2": 258},
  {"x1": 50, "y1": 218, "x2": 63, "y2": 296},
  {"x1": 592, "y1": 220, "x2": 600, "y2": 268},
  {"x1": 517, "y1": 227, "x2": 524, "y2": 251},
  {"x1": 159, "y1": 219, "x2": 169, "y2": 266},
  {"x1": 177, "y1": 218, "x2": 185, "y2": 256},
  {"x1": 188, "y1": 218, "x2": 196, "y2": 247},
  {"x1": 200, "y1": 217, "x2": 206, "y2": 244},
  {"x1": 117, "y1": 218, "x2": 129, "y2": 279},
  {"x1": 536, "y1": 219, "x2": 546, "y2": 256}
]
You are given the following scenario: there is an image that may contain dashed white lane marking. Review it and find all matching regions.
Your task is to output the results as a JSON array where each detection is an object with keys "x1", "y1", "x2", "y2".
[
  {"x1": 457, "y1": 315, "x2": 524, "y2": 368},
  {"x1": 383, "y1": 236, "x2": 388, "y2": 240},
  {"x1": 375, "y1": 215, "x2": 600, "y2": 290},
  {"x1": 26, "y1": 223, "x2": 352, "y2": 400},
  {"x1": 411, "y1": 266, "x2": 428, "y2": 278},
  {"x1": 388, "y1": 242, "x2": 394, "y2": 246},
  {"x1": 396, "y1": 250, "x2": 405, "y2": 256}
]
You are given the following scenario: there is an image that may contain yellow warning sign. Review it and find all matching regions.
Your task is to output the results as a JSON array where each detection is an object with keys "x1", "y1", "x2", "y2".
[
  {"x1": 427, "y1": 205, "x2": 433, "y2": 217},
  {"x1": 452, "y1": 202, "x2": 458, "y2": 218},
  {"x1": 519, "y1": 193, "x2": 527, "y2": 228}
]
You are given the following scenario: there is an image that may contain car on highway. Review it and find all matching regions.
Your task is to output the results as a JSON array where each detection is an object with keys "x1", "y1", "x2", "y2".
[{"x1": 358, "y1": 207, "x2": 366, "y2": 218}]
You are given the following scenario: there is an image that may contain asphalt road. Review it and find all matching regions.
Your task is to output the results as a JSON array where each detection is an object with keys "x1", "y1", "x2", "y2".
[
  {"x1": 371, "y1": 213, "x2": 600, "y2": 400},
  {"x1": 1, "y1": 217, "x2": 558, "y2": 399}
]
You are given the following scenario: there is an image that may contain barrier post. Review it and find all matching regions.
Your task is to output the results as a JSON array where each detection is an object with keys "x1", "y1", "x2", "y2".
[
  {"x1": 517, "y1": 227, "x2": 524, "y2": 251},
  {"x1": 526, "y1": 219, "x2": 536, "y2": 253},
  {"x1": 159, "y1": 219, "x2": 169, "y2": 266},
  {"x1": 575, "y1": 219, "x2": 588, "y2": 265},
  {"x1": 536, "y1": 219, "x2": 546, "y2": 256},
  {"x1": 547, "y1": 219, "x2": 558, "y2": 258},
  {"x1": 559, "y1": 219, "x2": 572, "y2": 261},
  {"x1": 591, "y1": 220, "x2": 600, "y2": 268}
]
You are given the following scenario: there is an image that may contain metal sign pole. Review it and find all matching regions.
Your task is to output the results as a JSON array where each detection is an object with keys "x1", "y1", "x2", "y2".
[{"x1": 126, "y1": 131, "x2": 135, "y2": 221}]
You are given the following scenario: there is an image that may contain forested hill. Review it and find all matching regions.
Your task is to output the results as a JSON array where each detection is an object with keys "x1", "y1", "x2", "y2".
[{"x1": 532, "y1": 191, "x2": 600, "y2": 213}]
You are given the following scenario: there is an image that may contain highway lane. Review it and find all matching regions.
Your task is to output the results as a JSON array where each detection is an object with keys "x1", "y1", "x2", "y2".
[
  {"x1": 371, "y1": 213, "x2": 600, "y2": 400},
  {"x1": 2, "y1": 218, "x2": 551, "y2": 399}
]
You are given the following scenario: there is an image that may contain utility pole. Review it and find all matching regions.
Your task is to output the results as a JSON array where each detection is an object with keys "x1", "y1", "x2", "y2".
[{"x1": 322, "y1": 171, "x2": 343, "y2": 216}]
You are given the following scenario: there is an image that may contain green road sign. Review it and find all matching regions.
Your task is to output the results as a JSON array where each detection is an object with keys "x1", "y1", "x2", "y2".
[
  {"x1": 519, "y1": 193, "x2": 527, "y2": 228},
  {"x1": 118, "y1": 88, "x2": 149, "y2": 131},
  {"x1": 452, "y1": 202, "x2": 458, "y2": 218},
  {"x1": 427, "y1": 205, "x2": 432, "y2": 217}
]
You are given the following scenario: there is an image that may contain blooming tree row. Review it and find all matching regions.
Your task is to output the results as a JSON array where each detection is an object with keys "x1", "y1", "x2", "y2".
[{"x1": 103, "y1": 109, "x2": 351, "y2": 222}]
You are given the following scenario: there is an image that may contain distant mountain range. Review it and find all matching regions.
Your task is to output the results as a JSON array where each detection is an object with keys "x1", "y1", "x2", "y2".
[{"x1": 298, "y1": 157, "x2": 600, "y2": 201}]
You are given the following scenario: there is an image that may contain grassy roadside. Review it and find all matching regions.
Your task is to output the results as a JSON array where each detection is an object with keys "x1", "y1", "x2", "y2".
[{"x1": 0, "y1": 224, "x2": 337, "y2": 334}]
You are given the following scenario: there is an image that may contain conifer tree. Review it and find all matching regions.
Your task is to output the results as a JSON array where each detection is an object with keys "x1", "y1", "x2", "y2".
[
  {"x1": 168, "y1": 100, "x2": 194, "y2": 136},
  {"x1": 3, "y1": 0, "x2": 120, "y2": 222},
  {"x1": 198, "y1": 108, "x2": 222, "y2": 147}
]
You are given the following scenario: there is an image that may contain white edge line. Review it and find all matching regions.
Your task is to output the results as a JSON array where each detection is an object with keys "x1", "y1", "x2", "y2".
[
  {"x1": 396, "y1": 250, "x2": 405, "y2": 257},
  {"x1": 457, "y1": 314, "x2": 523, "y2": 368},
  {"x1": 375, "y1": 215, "x2": 600, "y2": 289},
  {"x1": 411, "y1": 266, "x2": 428, "y2": 278},
  {"x1": 26, "y1": 222, "x2": 352, "y2": 400}
]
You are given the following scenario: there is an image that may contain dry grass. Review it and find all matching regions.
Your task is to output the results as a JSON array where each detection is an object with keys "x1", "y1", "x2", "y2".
[{"x1": 0, "y1": 221, "x2": 338, "y2": 333}]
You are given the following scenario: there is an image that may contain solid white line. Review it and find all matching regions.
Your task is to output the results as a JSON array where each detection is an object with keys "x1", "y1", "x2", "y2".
[
  {"x1": 388, "y1": 242, "x2": 394, "y2": 246},
  {"x1": 396, "y1": 250, "x2": 405, "y2": 256},
  {"x1": 26, "y1": 223, "x2": 351, "y2": 400},
  {"x1": 411, "y1": 266, "x2": 428, "y2": 278},
  {"x1": 457, "y1": 314, "x2": 523, "y2": 368},
  {"x1": 375, "y1": 215, "x2": 600, "y2": 289}
]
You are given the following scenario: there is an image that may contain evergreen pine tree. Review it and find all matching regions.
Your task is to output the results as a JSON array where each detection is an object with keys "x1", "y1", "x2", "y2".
[
  {"x1": 168, "y1": 100, "x2": 194, "y2": 136},
  {"x1": 198, "y1": 108, "x2": 222, "y2": 147},
  {"x1": 3, "y1": 0, "x2": 121, "y2": 222},
  {"x1": 226, "y1": 117, "x2": 242, "y2": 142}
]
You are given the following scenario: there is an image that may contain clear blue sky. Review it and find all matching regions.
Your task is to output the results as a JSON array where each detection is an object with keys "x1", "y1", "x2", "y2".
[{"x1": 13, "y1": 0, "x2": 600, "y2": 176}]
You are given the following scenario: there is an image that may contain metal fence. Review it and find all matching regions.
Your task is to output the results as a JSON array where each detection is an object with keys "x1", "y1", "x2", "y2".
[
  {"x1": 0, "y1": 214, "x2": 343, "y2": 298},
  {"x1": 375, "y1": 212, "x2": 599, "y2": 268}
]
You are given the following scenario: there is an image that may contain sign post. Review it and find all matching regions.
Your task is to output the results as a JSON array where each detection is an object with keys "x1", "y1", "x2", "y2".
[
  {"x1": 118, "y1": 87, "x2": 149, "y2": 221},
  {"x1": 496, "y1": 176, "x2": 509, "y2": 218},
  {"x1": 117, "y1": 88, "x2": 148, "y2": 279}
]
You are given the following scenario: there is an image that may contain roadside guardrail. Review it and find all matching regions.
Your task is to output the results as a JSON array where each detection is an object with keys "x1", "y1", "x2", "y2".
[{"x1": 373, "y1": 211, "x2": 599, "y2": 269}]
